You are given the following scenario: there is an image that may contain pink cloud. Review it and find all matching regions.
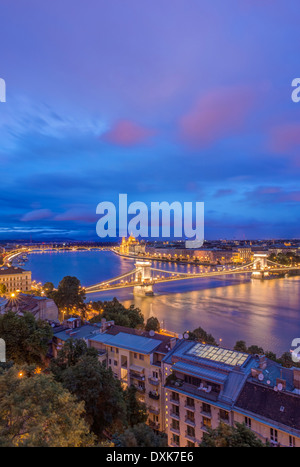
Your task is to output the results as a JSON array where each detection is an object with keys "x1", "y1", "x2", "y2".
[
  {"x1": 101, "y1": 120, "x2": 154, "y2": 147},
  {"x1": 179, "y1": 86, "x2": 256, "y2": 147},
  {"x1": 268, "y1": 123, "x2": 300, "y2": 157},
  {"x1": 21, "y1": 209, "x2": 53, "y2": 222},
  {"x1": 54, "y1": 209, "x2": 96, "y2": 223}
]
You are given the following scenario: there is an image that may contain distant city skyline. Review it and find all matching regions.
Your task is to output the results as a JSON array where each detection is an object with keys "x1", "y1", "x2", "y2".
[{"x1": 1, "y1": 1, "x2": 300, "y2": 240}]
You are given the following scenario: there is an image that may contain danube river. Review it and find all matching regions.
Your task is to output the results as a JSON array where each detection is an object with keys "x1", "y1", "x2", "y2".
[{"x1": 25, "y1": 250, "x2": 300, "y2": 356}]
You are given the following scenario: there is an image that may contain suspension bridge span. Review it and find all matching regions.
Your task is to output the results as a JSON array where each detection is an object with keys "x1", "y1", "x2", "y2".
[{"x1": 84, "y1": 254, "x2": 300, "y2": 296}]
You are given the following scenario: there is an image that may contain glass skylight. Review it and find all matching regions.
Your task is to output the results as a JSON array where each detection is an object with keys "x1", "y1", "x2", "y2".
[{"x1": 187, "y1": 343, "x2": 249, "y2": 367}]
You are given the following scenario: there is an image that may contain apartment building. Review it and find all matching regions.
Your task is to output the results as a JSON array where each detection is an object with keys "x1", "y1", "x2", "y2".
[
  {"x1": 53, "y1": 320, "x2": 300, "y2": 447},
  {"x1": 162, "y1": 340, "x2": 300, "y2": 447},
  {"x1": 0, "y1": 266, "x2": 31, "y2": 293},
  {"x1": 53, "y1": 318, "x2": 176, "y2": 432},
  {"x1": 88, "y1": 323, "x2": 176, "y2": 432}
]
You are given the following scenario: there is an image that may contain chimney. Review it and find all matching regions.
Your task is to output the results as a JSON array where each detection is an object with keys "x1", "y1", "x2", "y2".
[
  {"x1": 169, "y1": 337, "x2": 177, "y2": 349},
  {"x1": 293, "y1": 368, "x2": 300, "y2": 390},
  {"x1": 251, "y1": 368, "x2": 263, "y2": 379},
  {"x1": 258, "y1": 355, "x2": 267, "y2": 369},
  {"x1": 276, "y1": 378, "x2": 286, "y2": 390}
]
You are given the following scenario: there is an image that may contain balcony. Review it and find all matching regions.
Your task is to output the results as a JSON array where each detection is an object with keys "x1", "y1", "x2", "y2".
[
  {"x1": 170, "y1": 397, "x2": 180, "y2": 405},
  {"x1": 149, "y1": 407, "x2": 160, "y2": 415},
  {"x1": 201, "y1": 423, "x2": 211, "y2": 432},
  {"x1": 185, "y1": 416, "x2": 195, "y2": 427},
  {"x1": 201, "y1": 409, "x2": 212, "y2": 418},
  {"x1": 130, "y1": 371, "x2": 145, "y2": 382},
  {"x1": 148, "y1": 377, "x2": 160, "y2": 386},
  {"x1": 184, "y1": 403, "x2": 195, "y2": 411},
  {"x1": 149, "y1": 420, "x2": 160, "y2": 430},
  {"x1": 185, "y1": 430, "x2": 196, "y2": 442},
  {"x1": 170, "y1": 411, "x2": 180, "y2": 420},
  {"x1": 149, "y1": 391, "x2": 160, "y2": 400},
  {"x1": 135, "y1": 385, "x2": 146, "y2": 393},
  {"x1": 170, "y1": 426, "x2": 180, "y2": 435}
]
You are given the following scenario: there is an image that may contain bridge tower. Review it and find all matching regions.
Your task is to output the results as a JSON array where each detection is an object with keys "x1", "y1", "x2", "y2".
[
  {"x1": 134, "y1": 260, "x2": 154, "y2": 296},
  {"x1": 252, "y1": 253, "x2": 269, "y2": 279}
]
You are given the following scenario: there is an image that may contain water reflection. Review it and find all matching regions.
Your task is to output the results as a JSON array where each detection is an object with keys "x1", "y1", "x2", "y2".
[{"x1": 26, "y1": 250, "x2": 300, "y2": 355}]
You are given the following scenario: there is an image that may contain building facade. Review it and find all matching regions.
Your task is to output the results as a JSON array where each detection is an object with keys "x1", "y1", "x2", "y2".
[
  {"x1": 52, "y1": 321, "x2": 300, "y2": 447},
  {"x1": 0, "y1": 266, "x2": 31, "y2": 293},
  {"x1": 162, "y1": 340, "x2": 300, "y2": 447}
]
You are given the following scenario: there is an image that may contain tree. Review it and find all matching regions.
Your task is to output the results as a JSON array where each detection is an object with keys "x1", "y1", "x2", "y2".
[
  {"x1": 188, "y1": 326, "x2": 217, "y2": 345},
  {"x1": 247, "y1": 345, "x2": 264, "y2": 355},
  {"x1": 59, "y1": 354, "x2": 127, "y2": 436},
  {"x1": 51, "y1": 276, "x2": 86, "y2": 316},
  {"x1": 43, "y1": 281, "x2": 54, "y2": 297},
  {"x1": 145, "y1": 317, "x2": 160, "y2": 332},
  {"x1": 91, "y1": 298, "x2": 144, "y2": 329},
  {"x1": 0, "y1": 366, "x2": 95, "y2": 447},
  {"x1": 113, "y1": 423, "x2": 168, "y2": 447},
  {"x1": 50, "y1": 338, "x2": 98, "y2": 378},
  {"x1": 234, "y1": 340, "x2": 247, "y2": 353},
  {"x1": 124, "y1": 386, "x2": 148, "y2": 427},
  {"x1": 0, "y1": 284, "x2": 6, "y2": 295},
  {"x1": 199, "y1": 422, "x2": 269, "y2": 447},
  {"x1": 0, "y1": 311, "x2": 53, "y2": 366}
]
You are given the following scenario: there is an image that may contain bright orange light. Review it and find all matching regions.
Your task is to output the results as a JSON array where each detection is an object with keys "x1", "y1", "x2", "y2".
[{"x1": 18, "y1": 371, "x2": 23, "y2": 378}]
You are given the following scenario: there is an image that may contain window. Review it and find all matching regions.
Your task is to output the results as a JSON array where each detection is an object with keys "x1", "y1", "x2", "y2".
[
  {"x1": 108, "y1": 359, "x2": 111, "y2": 365},
  {"x1": 186, "y1": 410, "x2": 194, "y2": 422},
  {"x1": 171, "y1": 392, "x2": 179, "y2": 402},
  {"x1": 289, "y1": 435, "x2": 295, "y2": 447},
  {"x1": 139, "y1": 354, "x2": 144, "y2": 361},
  {"x1": 270, "y1": 428, "x2": 278, "y2": 443},
  {"x1": 152, "y1": 371, "x2": 158, "y2": 379},
  {"x1": 172, "y1": 434, "x2": 180, "y2": 446},
  {"x1": 114, "y1": 360, "x2": 118, "y2": 366},
  {"x1": 116, "y1": 348, "x2": 119, "y2": 354},
  {"x1": 172, "y1": 404, "x2": 179, "y2": 416},
  {"x1": 187, "y1": 440, "x2": 195, "y2": 447},
  {"x1": 186, "y1": 425, "x2": 195, "y2": 438},
  {"x1": 245, "y1": 417, "x2": 251, "y2": 429},
  {"x1": 171, "y1": 419, "x2": 180, "y2": 431},
  {"x1": 134, "y1": 353, "x2": 137, "y2": 359},
  {"x1": 202, "y1": 417, "x2": 211, "y2": 428},
  {"x1": 219, "y1": 409, "x2": 229, "y2": 422},
  {"x1": 186, "y1": 397, "x2": 194, "y2": 408},
  {"x1": 202, "y1": 403, "x2": 211, "y2": 415}
]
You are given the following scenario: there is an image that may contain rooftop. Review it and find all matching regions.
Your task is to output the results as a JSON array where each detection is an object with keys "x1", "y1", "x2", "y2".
[
  {"x1": 235, "y1": 381, "x2": 300, "y2": 435},
  {"x1": 0, "y1": 266, "x2": 28, "y2": 275},
  {"x1": 89, "y1": 331, "x2": 163, "y2": 354}
]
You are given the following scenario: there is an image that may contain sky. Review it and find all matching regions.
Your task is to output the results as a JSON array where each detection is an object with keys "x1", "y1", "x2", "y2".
[{"x1": 0, "y1": 0, "x2": 300, "y2": 241}]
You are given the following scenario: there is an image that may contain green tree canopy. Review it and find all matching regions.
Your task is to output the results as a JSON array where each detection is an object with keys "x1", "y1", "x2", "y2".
[
  {"x1": 0, "y1": 311, "x2": 52, "y2": 366},
  {"x1": 234, "y1": 340, "x2": 248, "y2": 353},
  {"x1": 59, "y1": 354, "x2": 127, "y2": 436},
  {"x1": 0, "y1": 284, "x2": 6, "y2": 295},
  {"x1": 91, "y1": 298, "x2": 144, "y2": 329},
  {"x1": 113, "y1": 422, "x2": 167, "y2": 447},
  {"x1": 188, "y1": 326, "x2": 217, "y2": 345},
  {"x1": 199, "y1": 422, "x2": 269, "y2": 447},
  {"x1": 124, "y1": 385, "x2": 148, "y2": 427},
  {"x1": 51, "y1": 276, "x2": 86, "y2": 316},
  {"x1": 0, "y1": 366, "x2": 94, "y2": 447},
  {"x1": 145, "y1": 317, "x2": 160, "y2": 332}
]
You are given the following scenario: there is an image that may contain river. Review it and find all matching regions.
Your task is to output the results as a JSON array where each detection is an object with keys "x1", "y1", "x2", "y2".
[{"x1": 24, "y1": 249, "x2": 300, "y2": 356}]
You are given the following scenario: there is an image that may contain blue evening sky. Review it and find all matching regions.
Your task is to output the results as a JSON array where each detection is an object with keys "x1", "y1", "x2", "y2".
[{"x1": 0, "y1": 0, "x2": 299, "y2": 240}]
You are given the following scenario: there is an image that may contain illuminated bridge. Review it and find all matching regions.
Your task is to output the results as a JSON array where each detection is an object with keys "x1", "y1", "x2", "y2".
[{"x1": 85, "y1": 254, "x2": 300, "y2": 296}]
